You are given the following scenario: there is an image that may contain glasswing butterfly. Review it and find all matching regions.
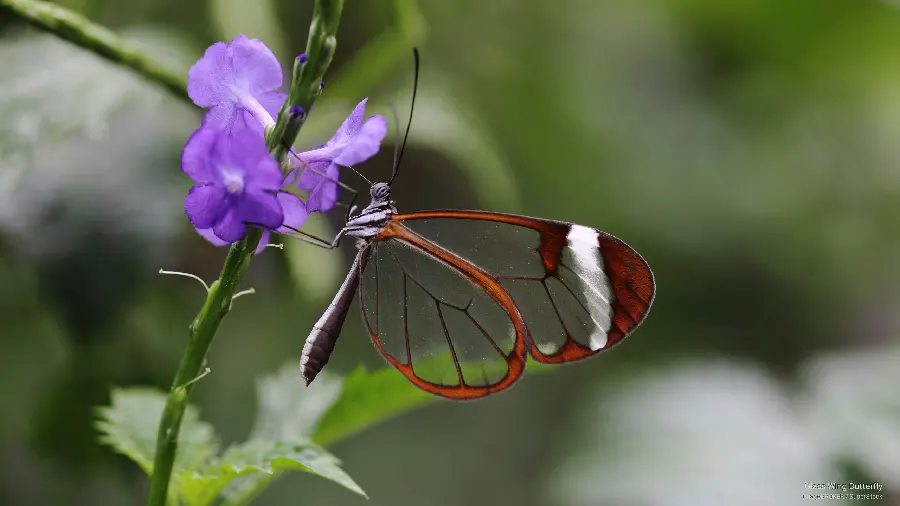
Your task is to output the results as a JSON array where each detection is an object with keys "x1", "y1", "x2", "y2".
[{"x1": 293, "y1": 50, "x2": 655, "y2": 400}]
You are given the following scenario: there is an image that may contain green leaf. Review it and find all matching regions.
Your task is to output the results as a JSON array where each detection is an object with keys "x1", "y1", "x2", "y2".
[
  {"x1": 195, "y1": 440, "x2": 365, "y2": 506},
  {"x1": 216, "y1": 362, "x2": 351, "y2": 505},
  {"x1": 95, "y1": 388, "x2": 219, "y2": 475},
  {"x1": 220, "y1": 358, "x2": 468, "y2": 503},
  {"x1": 217, "y1": 471, "x2": 276, "y2": 506},
  {"x1": 309, "y1": 358, "x2": 556, "y2": 447},
  {"x1": 312, "y1": 364, "x2": 433, "y2": 446},
  {"x1": 178, "y1": 469, "x2": 243, "y2": 506},
  {"x1": 248, "y1": 360, "x2": 344, "y2": 441}
]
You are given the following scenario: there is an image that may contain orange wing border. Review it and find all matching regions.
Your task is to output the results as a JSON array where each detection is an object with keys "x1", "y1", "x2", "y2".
[
  {"x1": 390, "y1": 210, "x2": 656, "y2": 364},
  {"x1": 363, "y1": 220, "x2": 530, "y2": 400}
]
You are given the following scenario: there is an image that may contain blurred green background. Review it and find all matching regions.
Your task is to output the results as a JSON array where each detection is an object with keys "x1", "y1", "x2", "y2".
[{"x1": 2, "y1": 0, "x2": 900, "y2": 505}]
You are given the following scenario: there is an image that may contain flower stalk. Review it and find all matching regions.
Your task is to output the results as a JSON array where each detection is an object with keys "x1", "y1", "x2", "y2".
[
  {"x1": 145, "y1": 229, "x2": 261, "y2": 506},
  {"x1": 145, "y1": 1, "x2": 345, "y2": 505},
  {"x1": 0, "y1": 0, "x2": 188, "y2": 104},
  {"x1": 269, "y1": 0, "x2": 344, "y2": 161}
]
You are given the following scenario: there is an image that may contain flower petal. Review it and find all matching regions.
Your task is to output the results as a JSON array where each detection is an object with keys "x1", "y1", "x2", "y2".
[
  {"x1": 257, "y1": 91, "x2": 287, "y2": 123},
  {"x1": 276, "y1": 192, "x2": 309, "y2": 232},
  {"x1": 333, "y1": 114, "x2": 388, "y2": 166},
  {"x1": 189, "y1": 36, "x2": 283, "y2": 133},
  {"x1": 201, "y1": 103, "x2": 240, "y2": 131},
  {"x1": 211, "y1": 190, "x2": 282, "y2": 244},
  {"x1": 225, "y1": 129, "x2": 282, "y2": 190},
  {"x1": 292, "y1": 145, "x2": 336, "y2": 168},
  {"x1": 187, "y1": 41, "x2": 232, "y2": 108},
  {"x1": 238, "y1": 191, "x2": 284, "y2": 231},
  {"x1": 303, "y1": 163, "x2": 340, "y2": 213},
  {"x1": 247, "y1": 155, "x2": 283, "y2": 190},
  {"x1": 331, "y1": 98, "x2": 368, "y2": 148},
  {"x1": 237, "y1": 109, "x2": 265, "y2": 135},
  {"x1": 295, "y1": 160, "x2": 332, "y2": 190},
  {"x1": 182, "y1": 127, "x2": 219, "y2": 183},
  {"x1": 197, "y1": 227, "x2": 229, "y2": 246},
  {"x1": 283, "y1": 168, "x2": 299, "y2": 187},
  {"x1": 253, "y1": 230, "x2": 273, "y2": 255},
  {"x1": 251, "y1": 192, "x2": 309, "y2": 254},
  {"x1": 231, "y1": 35, "x2": 283, "y2": 95},
  {"x1": 212, "y1": 207, "x2": 247, "y2": 243},
  {"x1": 185, "y1": 185, "x2": 229, "y2": 229}
]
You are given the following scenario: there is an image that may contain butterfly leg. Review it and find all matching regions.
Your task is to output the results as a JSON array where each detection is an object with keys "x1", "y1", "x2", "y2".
[
  {"x1": 235, "y1": 218, "x2": 336, "y2": 250},
  {"x1": 276, "y1": 221, "x2": 359, "y2": 250}
]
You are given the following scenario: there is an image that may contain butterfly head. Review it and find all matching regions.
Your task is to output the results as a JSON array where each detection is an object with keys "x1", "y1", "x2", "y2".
[{"x1": 370, "y1": 182, "x2": 391, "y2": 202}]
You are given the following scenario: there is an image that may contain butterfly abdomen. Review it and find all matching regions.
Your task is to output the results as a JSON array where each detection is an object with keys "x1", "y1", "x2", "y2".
[{"x1": 300, "y1": 247, "x2": 371, "y2": 385}]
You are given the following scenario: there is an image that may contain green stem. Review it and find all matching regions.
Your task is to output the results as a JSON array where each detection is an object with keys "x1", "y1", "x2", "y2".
[
  {"x1": 0, "y1": 0, "x2": 189, "y2": 104},
  {"x1": 145, "y1": 1, "x2": 345, "y2": 506},
  {"x1": 145, "y1": 229, "x2": 260, "y2": 506},
  {"x1": 269, "y1": 0, "x2": 345, "y2": 161}
]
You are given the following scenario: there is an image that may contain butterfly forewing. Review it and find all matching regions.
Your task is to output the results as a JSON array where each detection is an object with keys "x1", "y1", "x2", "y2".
[
  {"x1": 359, "y1": 233, "x2": 529, "y2": 399},
  {"x1": 390, "y1": 211, "x2": 655, "y2": 363}
]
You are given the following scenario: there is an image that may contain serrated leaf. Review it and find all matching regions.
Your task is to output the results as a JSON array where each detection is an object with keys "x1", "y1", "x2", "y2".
[
  {"x1": 215, "y1": 362, "x2": 345, "y2": 505},
  {"x1": 310, "y1": 359, "x2": 556, "y2": 447},
  {"x1": 311, "y1": 364, "x2": 433, "y2": 446},
  {"x1": 249, "y1": 360, "x2": 344, "y2": 442},
  {"x1": 95, "y1": 388, "x2": 219, "y2": 475},
  {"x1": 179, "y1": 469, "x2": 245, "y2": 506},
  {"x1": 188, "y1": 440, "x2": 365, "y2": 506},
  {"x1": 217, "y1": 472, "x2": 276, "y2": 506}
]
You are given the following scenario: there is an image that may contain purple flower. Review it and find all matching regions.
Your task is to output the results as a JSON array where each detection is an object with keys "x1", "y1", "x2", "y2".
[
  {"x1": 182, "y1": 126, "x2": 284, "y2": 243},
  {"x1": 257, "y1": 191, "x2": 308, "y2": 251},
  {"x1": 292, "y1": 98, "x2": 387, "y2": 212},
  {"x1": 196, "y1": 191, "x2": 308, "y2": 253},
  {"x1": 188, "y1": 35, "x2": 286, "y2": 134}
]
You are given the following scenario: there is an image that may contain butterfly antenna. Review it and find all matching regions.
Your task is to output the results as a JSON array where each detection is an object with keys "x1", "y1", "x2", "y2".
[
  {"x1": 388, "y1": 47, "x2": 419, "y2": 185},
  {"x1": 389, "y1": 103, "x2": 401, "y2": 170},
  {"x1": 348, "y1": 166, "x2": 372, "y2": 185}
]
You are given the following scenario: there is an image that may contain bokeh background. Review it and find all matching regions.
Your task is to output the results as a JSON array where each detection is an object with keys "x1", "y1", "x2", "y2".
[{"x1": 2, "y1": 0, "x2": 900, "y2": 505}]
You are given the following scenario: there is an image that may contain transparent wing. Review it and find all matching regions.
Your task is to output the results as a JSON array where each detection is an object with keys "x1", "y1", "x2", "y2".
[
  {"x1": 358, "y1": 234, "x2": 529, "y2": 400},
  {"x1": 388, "y1": 211, "x2": 655, "y2": 364}
]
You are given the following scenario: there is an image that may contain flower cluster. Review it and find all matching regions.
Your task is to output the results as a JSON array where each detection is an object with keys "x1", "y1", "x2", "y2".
[{"x1": 182, "y1": 35, "x2": 387, "y2": 249}]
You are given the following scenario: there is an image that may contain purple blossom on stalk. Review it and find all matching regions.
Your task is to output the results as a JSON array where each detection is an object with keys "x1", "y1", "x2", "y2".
[
  {"x1": 196, "y1": 191, "x2": 308, "y2": 253},
  {"x1": 188, "y1": 35, "x2": 286, "y2": 134},
  {"x1": 182, "y1": 127, "x2": 285, "y2": 243},
  {"x1": 292, "y1": 98, "x2": 388, "y2": 212}
]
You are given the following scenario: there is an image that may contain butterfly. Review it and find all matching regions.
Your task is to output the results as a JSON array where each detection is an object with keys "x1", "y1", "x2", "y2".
[{"x1": 295, "y1": 50, "x2": 655, "y2": 400}]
